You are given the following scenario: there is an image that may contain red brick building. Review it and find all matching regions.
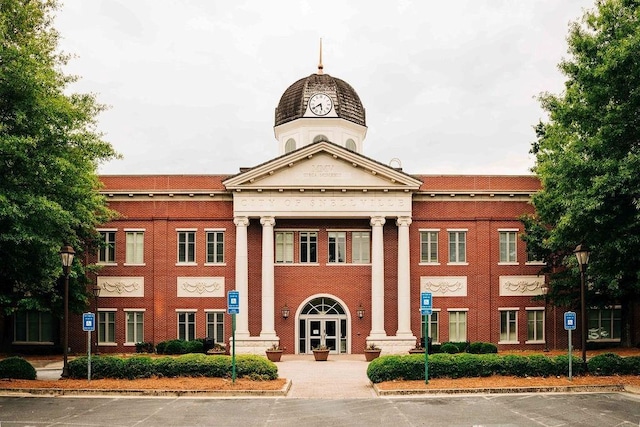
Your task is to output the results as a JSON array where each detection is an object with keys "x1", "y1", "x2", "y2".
[{"x1": 53, "y1": 65, "x2": 629, "y2": 356}]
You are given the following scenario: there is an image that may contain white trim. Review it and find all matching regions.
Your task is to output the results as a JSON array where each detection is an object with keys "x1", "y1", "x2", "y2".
[
  {"x1": 124, "y1": 228, "x2": 146, "y2": 232},
  {"x1": 175, "y1": 228, "x2": 198, "y2": 231},
  {"x1": 96, "y1": 262, "x2": 117, "y2": 266},
  {"x1": 175, "y1": 262, "x2": 198, "y2": 266},
  {"x1": 446, "y1": 262, "x2": 469, "y2": 266},
  {"x1": 175, "y1": 309, "x2": 198, "y2": 312},
  {"x1": 525, "y1": 307, "x2": 545, "y2": 311},
  {"x1": 204, "y1": 309, "x2": 226, "y2": 313},
  {"x1": 124, "y1": 263, "x2": 146, "y2": 266},
  {"x1": 204, "y1": 228, "x2": 227, "y2": 232},
  {"x1": 499, "y1": 307, "x2": 520, "y2": 311},
  {"x1": 326, "y1": 228, "x2": 369, "y2": 232},
  {"x1": 498, "y1": 228, "x2": 519, "y2": 232},
  {"x1": 204, "y1": 262, "x2": 227, "y2": 266},
  {"x1": 97, "y1": 228, "x2": 118, "y2": 231},
  {"x1": 498, "y1": 262, "x2": 519, "y2": 266},
  {"x1": 274, "y1": 228, "x2": 320, "y2": 232},
  {"x1": 98, "y1": 308, "x2": 117, "y2": 312},
  {"x1": 419, "y1": 262, "x2": 441, "y2": 266},
  {"x1": 446, "y1": 308, "x2": 469, "y2": 312},
  {"x1": 123, "y1": 308, "x2": 146, "y2": 312},
  {"x1": 419, "y1": 228, "x2": 441, "y2": 232},
  {"x1": 446, "y1": 228, "x2": 468, "y2": 232}
]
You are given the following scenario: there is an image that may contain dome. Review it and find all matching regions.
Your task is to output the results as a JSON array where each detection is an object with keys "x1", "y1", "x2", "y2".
[{"x1": 275, "y1": 73, "x2": 366, "y2": 127}]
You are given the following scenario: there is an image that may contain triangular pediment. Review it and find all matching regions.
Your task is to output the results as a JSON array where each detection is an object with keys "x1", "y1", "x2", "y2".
[{"x1": 223, "y1": 141, "x2": 422, "y2": 192}]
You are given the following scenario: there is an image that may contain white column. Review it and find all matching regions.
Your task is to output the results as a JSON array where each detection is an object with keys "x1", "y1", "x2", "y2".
[
  {"x1": 369, "y1": 216, "x2": 387, "y2": 338},
  {"x1": 396, "y1": 216, "x2": 413, "y2": 337},
  {"x1": 260, "y1": 216, "x2": 277, "y2": 339},
  {"x1": 234, "y1": 216, "x2": 250, "y2": 338}
]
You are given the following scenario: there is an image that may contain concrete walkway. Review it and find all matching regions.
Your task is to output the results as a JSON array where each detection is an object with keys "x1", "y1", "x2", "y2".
[{"x1": 276, "y1": 354, "x2": 376, "y2": 398}]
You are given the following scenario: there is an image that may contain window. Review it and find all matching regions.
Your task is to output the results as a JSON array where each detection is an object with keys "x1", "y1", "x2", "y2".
[
  {"x1": 313, "y1": 134, "x2": 328, "y2": 143},
  {"x1": 500, "y1": 310, "x2": 518, "y2": 343},
  {"x1": 14, "y1": 311, "x2": 52, "y2": 343},
  {"x1": 275, "y1": 232, "x2": 294, "y2": 263},
  {"x1": 206, "y1": 312, "x2": 225, "y2": 344},
  {"x1": 328, "y1": 231, "x2": 346, "y2": 263},
  {"x1": 448, "y1": 231, "x2": 466, "y2": 263},
  {"x1": 178, "y1": 311, "x2": 196, "y2": 340},
  {"x1": 420, "y1": 230, "x2": 438, "y2": 263},
  {"x1": 448, "y1": 310, "x2": 467, "y2": 342},
  {"x1": 98, "y1": 311, "x2": 116, "y2": 344},
  {"x1": 206, "y1": 231, "x2": 224, "y2": 264},
  {"x1": 177, "y1": 231, "x2": 196, "y2": 263},
  {"x1": 285, "y1": 138, "x2": 296, "y2": 153},
  {"x1": 300, "y1": 231, "x2": 317, "y2": 263},
  {"x1": 345, "y1": 138, "x2": 356, "y2": 151},
  {"x1": 527, "y1": 309, "x2": 545, "y2": 342},
  {"x1": 588, "y1": 307, "x2": 621, "y2": 341},
  {"x1": 98, "y1": 231, "x2": 116, "y2": 263},
  {"x1": 499, "y1": 231, "x2": 518, "y2": 263},
  {"x1": 126, "y1": 311, "x2": 144, "y2": 344},
  {"x1": 352, "y1": 231, "x2": 370, "y2": 263},
  {"x1": 421, "y1": 311, "x2": 440, "y2": 343},
  {"x1": 125, "y1": 231, "x2": 144, "y2": 264}
]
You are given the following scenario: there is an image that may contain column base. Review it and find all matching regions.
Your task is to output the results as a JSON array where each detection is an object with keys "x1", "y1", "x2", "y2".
[
  {"x1": 230, "y1": 336, "x2": 281, "y2": 355},
  {"x1": 366, "y1": 335, "x2": 417, "y2": 355}
]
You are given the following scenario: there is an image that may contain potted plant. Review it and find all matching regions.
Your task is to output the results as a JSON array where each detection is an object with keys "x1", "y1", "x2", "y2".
[
  {"x1": 312, "y1": 344, "x2": 330, "y2": 361},
  {"x1": 408, "y1": 339, "x2": 425, "y2": 354},
  {"x1": 364, "y1": 343, "x2": 381, "y2": 361},
  {"x1": 265, "y1": 343, "x2": 283, "y2": 362},
  {"x1": 206, "y1": 342, "x2": 227, "y2": 355}
]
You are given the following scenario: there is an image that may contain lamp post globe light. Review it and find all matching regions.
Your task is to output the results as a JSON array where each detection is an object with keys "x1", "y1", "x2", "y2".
[
  {"x1": 574, "y1": 243, "x2": 590, "y2": 366},
  {"x1": 59, "y1": 245, "x2": 75, "y2": 378}
]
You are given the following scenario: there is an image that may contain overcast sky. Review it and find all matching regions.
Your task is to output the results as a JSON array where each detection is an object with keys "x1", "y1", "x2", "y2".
[{"x1": 54, "y1": 0, "x2": 595, "y2": 176}]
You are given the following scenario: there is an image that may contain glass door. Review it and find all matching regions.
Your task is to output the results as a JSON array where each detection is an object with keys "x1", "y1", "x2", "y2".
[{"x1": 307, "y1": 318, "x2": 338, "y2": 353}]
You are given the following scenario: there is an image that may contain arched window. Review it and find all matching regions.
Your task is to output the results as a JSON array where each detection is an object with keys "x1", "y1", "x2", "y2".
[
  {"x1": 345, "y1": 139, "x2": 356, "y2": 151},
  {"x1": 285, "y1": 138, "x2": 296, "y2": 153},
  {"x1": 313, "y1": 134, "x2": 329, "y2": 143},
  {"x1": 301, "y1": 297, "x2": 346, "y2": 315}
]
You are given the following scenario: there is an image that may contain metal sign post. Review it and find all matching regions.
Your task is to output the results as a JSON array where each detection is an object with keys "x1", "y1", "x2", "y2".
[
  {"x1": 82, "y1": 313, "x2": 96, "y2": 381},
  {"x1": 420, "y1": 292, "x2": 433, "y2": 384},
  {"x1": 228, "y1": 290, "x2": 240, "y2": 384},
  {"x1": 564, "y1": 311, "x2": 577, "y2": 381}
]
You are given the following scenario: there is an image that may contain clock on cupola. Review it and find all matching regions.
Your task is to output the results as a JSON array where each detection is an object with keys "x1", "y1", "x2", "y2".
[{"x1": 273, "y1": 40, "x2": 368, "y2": 155}]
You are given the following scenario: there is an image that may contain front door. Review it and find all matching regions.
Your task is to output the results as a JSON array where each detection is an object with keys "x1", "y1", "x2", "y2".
[{"x1": 308, "y1": 319, "x2": 338, "y2": 352}]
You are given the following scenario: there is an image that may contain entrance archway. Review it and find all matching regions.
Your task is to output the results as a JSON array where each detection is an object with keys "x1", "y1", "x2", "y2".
[{"x1": 297, "y1": 296, "x2": 349, "y2": 354}]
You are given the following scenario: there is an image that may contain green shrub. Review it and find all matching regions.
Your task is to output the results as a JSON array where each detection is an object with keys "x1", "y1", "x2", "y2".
[
  {"x1": 553, "y1": 355, "x2": 586, "y2": 376},
  {"x1": 440, "y1": 343, "x2": 459, "y2": 354},
  {"x1": 123, "y1": 356, "x2": 154, "y2": 379},
  {"x1": 527, "y1": 355, "x2": 556, "y2": 377},
  {"x1": 135, "y1": 342, "x2": 155, "y2": 353},
  {"x1": 68, "y1": 356, "x2": 126, "y2": 379},
  {"x1": 623, "y1": 356, "x2": 640, "y2": 375},
  {"x1": 156, "y1": 341, "x2": 167, "y2": 354},
  {"x1": 367, "y1": 355, "x2": 417, "y2": 383},
  {"x1": 468, "y1": 342, "x2": 498, "y2": 354},
  {"x1": 0, "y1": 356, "x2": 36, "y2": 380},
  {"x1": 446, "y1": 341, "x2": 469, "y2": 353},
  {"x1": 164, "y1": 339, "x2": 187, "y2": 355},
  {"x1": 185, "y1": 340, "x2": 204, "y2": 354},
  {"x1": 236, "y1": 355, "x2": 278, "y2": 380},
  {"x1": 588, "y1": 353, "x2": 624, "y2": 376}
]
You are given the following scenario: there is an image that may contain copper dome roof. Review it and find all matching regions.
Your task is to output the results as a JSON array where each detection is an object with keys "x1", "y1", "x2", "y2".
[{"x1": 275, "y1": 73, "x2": 366, "y2": 127}]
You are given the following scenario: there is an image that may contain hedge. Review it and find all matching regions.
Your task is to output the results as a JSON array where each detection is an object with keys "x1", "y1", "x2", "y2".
[
  {"x1": 67, "y1": 354, "x2": 278, "y2": 380},
  {"x1": 0, "y1": 356, "x2": 37, "y2": 380},
  {"x1": 367, "y1": 353, "x2": 591, "y2": 383}
]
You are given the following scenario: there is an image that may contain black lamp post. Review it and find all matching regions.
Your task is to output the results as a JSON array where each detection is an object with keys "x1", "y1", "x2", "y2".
[
  {"x1": 92, "y1": 285, "x2": 101, "y2": 355},
  {"x1": 541, "y1": 283, "x2": 549, "y2": 352},
  {"x1": 59, "y1": 245, "x2": 75, "y2": 378},
  {"x1": 574, "y1": 243, "x2": 590, "y2": 366}
]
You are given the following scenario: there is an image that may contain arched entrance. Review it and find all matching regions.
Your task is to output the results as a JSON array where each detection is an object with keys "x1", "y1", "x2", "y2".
[{"x1": 297, "y1": 296, "x2": 349, "y2": 354}]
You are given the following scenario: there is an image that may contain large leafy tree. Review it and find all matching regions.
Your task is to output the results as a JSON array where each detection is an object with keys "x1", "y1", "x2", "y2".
[
  {"x1": 0, "y1": 0, "x2": 119, "y2": 344},
  {"x1": 523, "y1": 0, "x2": 640, "y2": 346}
]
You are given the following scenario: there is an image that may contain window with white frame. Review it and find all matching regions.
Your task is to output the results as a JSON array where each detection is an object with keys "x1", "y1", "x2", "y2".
[
  {"x1": 499, "y1": 230, "x2": 518, "y2": 263},
  {"x1": 588, "y1": 307, "x2": 621, "y2": 341},
  {"x1": 448, "y1": 310, "x2": 467, "y2": 342},
  {"x1": 421, "y1": 310, "x2": 440, "y2": 344},
  {"x1": 206, "y1": 311, "x2": 225, "y2": 344},
  {"x1": 285, "y1": 138, "x2": 296, "y2": 153},
  {"x1": 500, "y1": 309, "x2": 518, "y2": 343},
  {"x1": 275, "y1": 231, "x2": 294, "y2": 263},
  {"x1": 178, "y1": 311, "x2": 196, "y2": 341},
  {"x1": 14, "y1": 311, "x2": 52, "y2": 343},
  {"x1": 177, "y1": 231, "x2": 196, "y2": 263},
  {"x1": 420, "y1": 230, "x2": 439, "y2": 263},
  {"x1": 527, "y1": 309, "x2": 545, "y2": 342},
  {"x1": 448, "y1": 230, "x2": 466, "y2": 263},
  {"x1": 328, "y1": 231, "x2": 346, "y2": 263},
  {"x1": 98, "y1": 311, "x2": 116, "y2": 344},
  {"x1": 206, "y1": 231, "x2": 224, "y2": 264},
  {"x1": 299, "y1": 231, "x2": 317, "y2": 263},
  {"x1": 352, "y1": 231, "x2": 370, "y2": 263},
  {"x1": 98, "y1": 230, "x2": 116, "y2": 264},
  {"x1": 126, "y1": 311, "x2": 144, "y2": 344},
  {"x1": 125, "y1": 231, "x2": 144, "y2": 264}
]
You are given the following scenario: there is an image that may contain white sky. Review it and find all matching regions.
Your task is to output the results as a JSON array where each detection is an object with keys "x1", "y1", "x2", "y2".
[{"x1": 54, "y1": 0, "x2": 594, "y2": 176}]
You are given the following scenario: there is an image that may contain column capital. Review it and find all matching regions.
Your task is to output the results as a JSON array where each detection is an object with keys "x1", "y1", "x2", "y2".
[
  {"x1": 260, "y1": 216, "x2": 275, "y2": 227},
  {"x1": 234, "y1": 216, "x2": 249, "y2": 227},
  {"x1": 396, "y1": 216, "x2": 412, "y2": 227},
  {"x1": 370, "y1": 216, "x2": 386, "y2": 227}
]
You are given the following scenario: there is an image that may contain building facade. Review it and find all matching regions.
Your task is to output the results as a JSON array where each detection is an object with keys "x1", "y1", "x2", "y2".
[{"x1": 16, "y1": 64, "x2": 632, "y2": 355}]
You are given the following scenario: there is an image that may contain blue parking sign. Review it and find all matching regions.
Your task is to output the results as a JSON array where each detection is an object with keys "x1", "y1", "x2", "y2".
[
  {"x1": 228, "y1": 290, "x2": 239, "y2": 314},
  {"x1": 421, "y1": 292, "x2": 432, "y2": 315},
  {"x1": 82, "y1": 312, "x2": 95, "y2": 332},
  {"x1": 564, "y1": 311, "x2": 577, "y2": 330}
]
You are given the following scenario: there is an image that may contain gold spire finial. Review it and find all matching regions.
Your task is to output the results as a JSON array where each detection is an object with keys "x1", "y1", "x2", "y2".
[{"x1": 318, "y1": 38, "x2": 324, "y2": 74}]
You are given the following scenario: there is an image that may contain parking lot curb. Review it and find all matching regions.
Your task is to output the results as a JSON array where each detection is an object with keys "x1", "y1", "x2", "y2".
[{"x1": 373, "y1": 383, "x2": 627, "y2": 396}]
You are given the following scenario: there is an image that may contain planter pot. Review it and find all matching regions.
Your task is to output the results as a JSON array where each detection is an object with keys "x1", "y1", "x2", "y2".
[
  {"x1": 266, "y1": 350, "x2": 283, "y2": 362},
  {"x1": 364, "y1": 349, "x2": 381, "y2": 361},
  {"x1": 312, "y1": 349, "x2": 330, "y2": 361},
  {"x1": 408, "y1": 349, "x2": 425, "y2": 354},
  {"x1": 207, "y1": 350, "x2": 227, "y2": 356}
]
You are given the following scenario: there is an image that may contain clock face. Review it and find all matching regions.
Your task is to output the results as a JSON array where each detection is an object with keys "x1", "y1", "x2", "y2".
[{"x1": 309, "y1": 93, "x2": 333, "y2": 116}]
